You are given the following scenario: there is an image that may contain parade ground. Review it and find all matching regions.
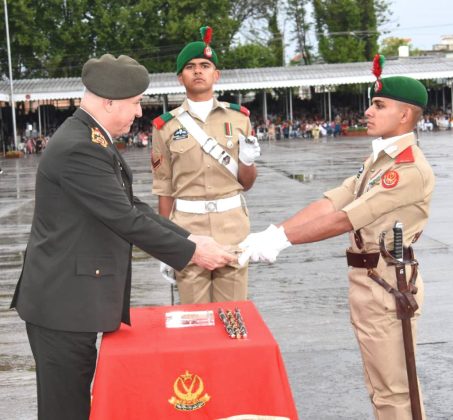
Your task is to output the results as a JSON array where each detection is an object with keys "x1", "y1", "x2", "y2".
[{"x1": 1, "y1": 132, "x2": 452, "y2": 419}]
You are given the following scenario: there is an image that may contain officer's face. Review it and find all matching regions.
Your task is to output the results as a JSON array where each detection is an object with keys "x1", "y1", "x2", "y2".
[
  {"x1": 365, "y1": 97, "x2": 407, "y2": 139},
  {"x1": 107, "y1": 94, "x2": 143, "y2": 137},
  {"x1": 178, "y1": 59, "x2": 220, "y2": 99}
]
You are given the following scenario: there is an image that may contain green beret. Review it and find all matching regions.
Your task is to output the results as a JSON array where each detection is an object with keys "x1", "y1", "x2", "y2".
[
  {"x1": 176, "y1": 41, "x2": 219, "y2": 74},
  {"x1": 82, "y1": 54, "x2": 149, "y2": 99},
  {"x1": 370, "y1": 76, "x2": 428, "y2": 108}
]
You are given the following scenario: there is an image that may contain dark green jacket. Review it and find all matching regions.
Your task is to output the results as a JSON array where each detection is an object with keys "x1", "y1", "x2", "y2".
[{"x1": 11, "y1": 109, "x2": 195, "y2": 332}]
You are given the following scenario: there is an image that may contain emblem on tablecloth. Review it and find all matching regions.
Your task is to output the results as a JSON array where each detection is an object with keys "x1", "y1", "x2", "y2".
[
  {"x1": 168, "y1": 370, "x2": 210, "y2": 411},
  {"x1": 91, "y1": 127, "x2": 108, "y2": 148}
]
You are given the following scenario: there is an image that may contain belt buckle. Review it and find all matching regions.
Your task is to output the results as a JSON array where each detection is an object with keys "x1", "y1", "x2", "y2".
[
  {"x1": 205, "y1": 201, "x2": 217, "y2": 212},
  {"x1": 202, "y1": 137, "x2": 217, "y2": 153}
]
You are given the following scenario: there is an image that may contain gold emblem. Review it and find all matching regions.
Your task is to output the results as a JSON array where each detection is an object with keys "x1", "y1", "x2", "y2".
[
  {"x1": 91, "y1": 127, "x2": 108, "y2": 148},
  {"x1": 168, "y1": 370, "x2": 210, "y2": 411}
]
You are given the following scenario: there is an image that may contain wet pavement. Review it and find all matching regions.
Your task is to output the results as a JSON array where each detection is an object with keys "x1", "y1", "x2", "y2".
[{"x1": 1, "y1": 132, "x2": 452, "y2": 419}]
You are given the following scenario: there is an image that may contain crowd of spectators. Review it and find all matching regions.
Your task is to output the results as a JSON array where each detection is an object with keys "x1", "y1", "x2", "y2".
[
  {"x1": 418, "y1": 111, "x2": 452, "y2": 132},
  {"x1": 3, "y1": 105, "x2": 452, "y2": 155},
  {"x1": 251, "y1": 110, "x2": 368, "y2": 141}
]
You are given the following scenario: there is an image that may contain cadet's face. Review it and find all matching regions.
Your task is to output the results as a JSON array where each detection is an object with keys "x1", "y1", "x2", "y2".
[
  {"x1": 178, "y1": 59, "x2": 220, "y2": 99},
  {"x1": 365, "y1": 97, "x2": 406, "y2": 139},
  {"x1": 108, "y1": 94, "x2": 143, "y2": 137}
]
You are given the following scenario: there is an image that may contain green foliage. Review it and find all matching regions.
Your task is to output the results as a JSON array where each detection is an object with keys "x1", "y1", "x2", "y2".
[
  {"x1": 313, "y1": 0, "x2": 389, "y2": 63},
  {"x1": 0, "y1": 0, "x2": 394, "y2": 78},
  {"x1": 286, "y1": 0, "x2": 312, "y2": 64},
  {"x1": 0, "y1": 0, "x2": 254, "y2": 78},
  {"x1": 379, "y1": 37, "x2": 422, "y2": 58},
  {"x1": 267, "y1": 10, "x2": 284, "y2": 67},
  {"x1": 222, "y1": 44, "x2": 280, "y2": 69}
]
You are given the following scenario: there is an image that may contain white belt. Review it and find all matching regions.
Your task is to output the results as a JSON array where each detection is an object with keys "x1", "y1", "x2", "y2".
[{"x1": 175, "y1": 194, "x2": 242, "y2": 214}]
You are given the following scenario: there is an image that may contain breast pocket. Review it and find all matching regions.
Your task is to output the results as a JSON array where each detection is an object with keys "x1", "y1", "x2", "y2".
[
  {"x1": 169, "y1": 138, "x2": 200, "y2": 171},
  {"x1": 76, "y1": 256, "x2": 116, "y2": 279}
]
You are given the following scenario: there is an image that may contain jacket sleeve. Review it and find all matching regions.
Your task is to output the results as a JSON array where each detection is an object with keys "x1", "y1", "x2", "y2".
[
  {"x1": 133, "y1": 196, "x2": 190, "y2": 237},
  {"x1": 60, "y1": 141, "x2": 195, "y2": 271}
]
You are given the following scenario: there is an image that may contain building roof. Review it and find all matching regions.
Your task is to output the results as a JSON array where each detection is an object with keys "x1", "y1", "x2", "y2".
[{"x1": 1, "y1": 55, "x2": 453, "y2": 102}]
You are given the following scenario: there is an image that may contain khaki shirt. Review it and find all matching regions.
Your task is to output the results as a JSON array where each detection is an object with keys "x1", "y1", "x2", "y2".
[
  {"x1": 324, "y1": 133, "x2": 435, "y2": 252},
  {"x1": 152, "y1": 98, "x2": 252, "y2": 200}
]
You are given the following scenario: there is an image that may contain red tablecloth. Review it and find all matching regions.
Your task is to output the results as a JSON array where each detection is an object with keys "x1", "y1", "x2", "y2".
[{"x1": 90, "y1": 301, "x2": 298, "y2": 419}]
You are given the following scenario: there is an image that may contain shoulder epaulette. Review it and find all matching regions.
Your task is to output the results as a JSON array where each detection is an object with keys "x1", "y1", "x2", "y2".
[
  {"x1": 396, "y1": 146, "x2": 415, "y2": 164},
  {"x1": 228, "y1": 103, "x2": 250, "y2": 117},
  {"x1": 152, "y1": 112, "x2": 174, "y2": 129}
]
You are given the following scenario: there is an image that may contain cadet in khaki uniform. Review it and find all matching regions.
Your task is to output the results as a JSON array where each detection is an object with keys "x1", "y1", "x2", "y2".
[
  {"x1": 152, "y1": 27, "x2": 260, "y2": 304},
  {"x1": 240, "y1": 61, "x2": 434, "y2": 419}
]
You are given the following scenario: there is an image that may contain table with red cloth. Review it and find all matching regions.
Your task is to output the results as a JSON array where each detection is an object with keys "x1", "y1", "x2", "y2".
[{"x1": 90, "y1": 301, "x2": 298, "y2": 420}]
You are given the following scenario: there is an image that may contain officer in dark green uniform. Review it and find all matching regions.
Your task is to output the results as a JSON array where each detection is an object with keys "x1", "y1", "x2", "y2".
[{"x1": 10, "y1": 54, "x2": 235, "y2": 420}]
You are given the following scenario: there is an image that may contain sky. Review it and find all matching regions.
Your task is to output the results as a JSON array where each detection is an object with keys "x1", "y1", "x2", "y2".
[{"x1": 384, "y1": 0, "x2": 453, "y2": 50}]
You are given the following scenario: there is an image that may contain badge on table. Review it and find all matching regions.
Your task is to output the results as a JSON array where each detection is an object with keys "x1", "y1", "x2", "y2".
[
  {"x1": 225, "y1": 122, "x2": 234, "y2": 149},
  {"x1": 91, "y1": 127, "x2": 108, "y2": 148},
  {"x1": 173, "y1": 127, "x2": 189, "y2": 141},
  {"x1": 168, "y1": 370, "x2": 210, "y2": 411},
  {"x1": 381, "y1": 170, "x2": 399, "y2": 189}
]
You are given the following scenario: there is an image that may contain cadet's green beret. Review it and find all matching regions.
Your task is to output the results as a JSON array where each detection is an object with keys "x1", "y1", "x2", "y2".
[
  {"x1": 371, "y1": 76, "x2": 428, "y2": 108},
  {"x1": 176, "y1": 26, "x2": 218, "y2": 74},
  {"x1": 82, "y1": 54, "x2": 149, "y2": 99}
]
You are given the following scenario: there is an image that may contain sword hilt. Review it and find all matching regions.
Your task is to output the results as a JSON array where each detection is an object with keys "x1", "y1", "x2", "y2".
[{"x1": 393, "y1": 221, "x2": 404, "y2": 262}]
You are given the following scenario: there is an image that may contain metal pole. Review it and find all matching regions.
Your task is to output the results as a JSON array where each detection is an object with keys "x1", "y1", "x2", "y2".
[
  {"x1": 288, "y1": 88, "x2": 293, "y2": 122},
  {"x1": 451, "y1": 85, "x2": 453, "y2": 113},
  {"x1": 262, "y1": 91, "x2": 268, "y2": 124},
  {"x1": 38, "y1": 102, "x2": 42, "y2": 136},
  {"x1": 328, "y1": 90, "x2": 332, "y2": 122},
  {"x1": 4, "y1": 0, "x2": 18, "y2": 150},
  {"x1": 163, "y1": 94, "x2": 168, "y2": 113}
]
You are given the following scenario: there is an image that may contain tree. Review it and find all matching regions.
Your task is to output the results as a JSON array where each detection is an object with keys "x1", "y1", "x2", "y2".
[
  {"x1": 286, "y1": 0, "x2": 312, "y2": 65},
  {"x1": 0, "y1": 0, "x2": 48, "y2": 78},
  {"x1": 313, "y1": 0, "x2": 390, "y2": 63},
  {"x1": 0, "y1": 0, "x2": 286, "y2": 79},
  {"x1": 222, "y1": 43, "x2": 280, "y2": 69},
  {"x1": 380, "y1": 37, "x2": 421, "y2": 58},
  {"x1": 267, "y1": 7, "x2": 284, "y2": 67}
]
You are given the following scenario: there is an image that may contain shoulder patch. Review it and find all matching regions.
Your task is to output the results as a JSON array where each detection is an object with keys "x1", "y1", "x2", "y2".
[
  {"x1": 381, "y1": 170, "x2": 399, "y2": 189},
  {"x1": 228, "y1": 103, "x2": 250, "y2": 117},
  {"x1": 396, "y1": 146, "x2": 415, "y2": 164},
  {"x1": 152, "y1": 112, "x2": 174, "y2": 130}
]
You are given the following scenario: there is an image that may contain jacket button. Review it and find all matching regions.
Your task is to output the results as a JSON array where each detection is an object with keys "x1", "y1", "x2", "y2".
[{"x1": 95, "y1": 269, "x2": 100, "y2": 276}]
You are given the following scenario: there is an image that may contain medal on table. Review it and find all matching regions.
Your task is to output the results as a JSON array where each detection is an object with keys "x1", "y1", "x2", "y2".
[{"x1": 225, "y1": 122, "x2": 234, "y2": 149}]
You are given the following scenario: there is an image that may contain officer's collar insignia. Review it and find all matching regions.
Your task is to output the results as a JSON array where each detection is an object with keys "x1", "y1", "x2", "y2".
[
  {"x1": 381, "y1": 170, "x2": 399, "y2": 189},
  {"x1": 91, "y1": 127, "x2": 108, "y2": 148},
  {"x1": 168, "y1": 370, "x2": 210, "y2": 411},
  {"x1": 172, "y1": 127, "x2": 189, "y2": 141}
]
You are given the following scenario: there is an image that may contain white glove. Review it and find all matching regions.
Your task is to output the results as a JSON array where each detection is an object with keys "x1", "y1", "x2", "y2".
[
  {"x1": 239, "y1": 134, "x2": 260, "y2": 166},
  {"x1": 160, "y1": 262, "x2": 176, "y2": 284},
  {"x1": 239, "y1": 224, "x2": 291, "y2": 264}
]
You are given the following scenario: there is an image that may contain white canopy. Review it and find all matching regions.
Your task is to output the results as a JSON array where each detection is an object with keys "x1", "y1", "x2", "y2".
[{"x1": 1, "y1": 55, "x2": 453, "y2": 102}]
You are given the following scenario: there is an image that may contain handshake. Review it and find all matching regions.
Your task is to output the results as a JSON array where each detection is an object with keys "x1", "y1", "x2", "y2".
[
  {"x1": 160, "y1": 226, "x2": 292, "y2": 284},
  {"x1": 160, "y1": 234, "x2": 239, "y2": 284},
  {"x1": 238, "y1": 224, "x2": 292, "y2": 266}
]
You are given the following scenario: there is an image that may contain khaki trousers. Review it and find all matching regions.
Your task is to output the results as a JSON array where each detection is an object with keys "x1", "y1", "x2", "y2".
[
  {"x1": 171, "y1": 205, "x2": 250, "y2": 304},
  {"x1": 348, "y1": 257, "x2": 425, "y2": 420}
]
